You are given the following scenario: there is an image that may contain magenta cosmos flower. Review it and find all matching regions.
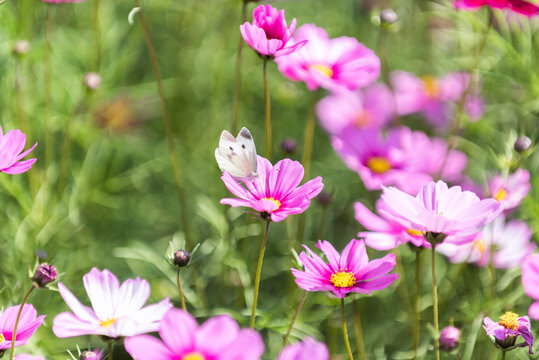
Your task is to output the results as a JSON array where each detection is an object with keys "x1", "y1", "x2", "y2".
[
  {"x1": 454, "y1": 0, "x2": 539, "y2": 16},
  {"x1": 53, "y1": 268, "x2": 172, "y2": 338},
  {"x1": 316, "y1": 84, "x2": 395, "y2": 135},
  {"x1": 291, "y1": 239, "x2": 398, "y2": 298},
  {"x1": 380, "y1": 180, "x2": 502, "y2": 244},
  {"x1": 276, "y1": 24, "x2": 380, "y2": 92},
  {"x1": 220, "y1": 156, "x2": 323, "y2": 222},
  {"x1": 0, "y1": 127, "x2": 37, "y2": 174},
  {"x1": 437, "y1": 216, "x2": 534, "y2": 268},
  {"x1": 484, "y1": 312, "x2": 534, "y2": 353},
  {"x1": 0, "y1": 304, "x2": 45, "y2": 350},
  {"x1": 440, "y1": 326, "x2": 460, "y2": 350},
  {"x1": 488, "y1": 169, "x2": 530, "y2": 211},
  {"x1": 14, "y1": 356, "x2": 46, "y2": 360},
  {"x1": 124, "y1": 308, "x2": 264, "y2": 360},
  {"x1": 522, "y1": 255, "x2": 539, "y2": 320},
  {"x1": 278, "y1": 338, "x2": 329, "y2": 360},
  {"x1": 240, "y1": 4, "x2": 305, "y2": 59}
]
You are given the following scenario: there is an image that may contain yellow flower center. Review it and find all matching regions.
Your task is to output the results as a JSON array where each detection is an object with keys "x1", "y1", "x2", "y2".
[
  {"x1": 0, "y1": 333, "x2": 5, "y2": 343},
  {"x1": 406, "y1": 229, "x2": 425, "y2": 237},
  {"x1": 367, "y1": 157, "x2": 392, "y2": 174},
  {"x1": 495, "y1": 188, "x2": 508, "y2": 201},
  {"x1": 100, "y1": 318, "x2": 116, "y2": 328},
  {"x1": 353, "y1": 110, "x2": 371, "y2": 128},
  {"x1": 472, "y1": 239, "x2": 486, "y2": 254},
  {"x1": 421, "y1": 76, "x2": 440, "y2": 98},
  {"x1": 330, "y1": 270, "x2": 356, "y2": 288},
  {"x1": 261, "y1": 197, "x2": 281, "y2": 210},
  {"x1": 182, "y1": 352, "x2": 206, "y2": 360},
  {"x1": 499, "y1": 311, "x2": 520, "y2": 331},
  {"x1": 309, "y1": 64, "x2": 334, "y2": 78}
]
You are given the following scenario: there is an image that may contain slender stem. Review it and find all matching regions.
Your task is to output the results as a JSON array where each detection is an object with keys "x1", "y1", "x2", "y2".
[
  {"x1": 282, "y1": 291, "x2": 307, "y2": 347},
  {"x1": 93, "y1": 0, "x2": 101, "y2": 71},
  {"x1": 263, "y1": 59, "x2": 271, "y2": 159},
  {"x1": 44, "y1": 5, "x2": 53, "y2": 167},
  {"x1": 501, "y1": 351, "x2": 506, "y2": 360},
  {"x1": 431, "y1": 245, "x2": 440, "y2": 360},
  {"x1": 413, "y1": 249, "x2": 422, "y2": 360},
  {"x1": 136, "y1": 1, "x2": 192, "y2": 247},
  {"x1": 9, "y1": 286, "x2": 35, "y2": 360},
  {"x1": 341, "y1": 299, "x2": 355, "y2": 360},
  {"x1": 231, "y1": 1, "x2": 248, "y2": 134},
  {"x1": 108, "y1": 342, "x2": 113, "y2": 360},
  {"x1": 352, "y1": 299, "x2": 366, "y2": 360},
  {"x1": 250, "y1": 221, "x2": 271, "y2": 328},
  {"x1": 176, "y1": 268, "x2": 187, "y2": 311}
]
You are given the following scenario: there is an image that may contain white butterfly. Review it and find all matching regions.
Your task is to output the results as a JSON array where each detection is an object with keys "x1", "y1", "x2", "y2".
[{"x1": 215, "y1": 127, "x2": 258, "y2": 181}]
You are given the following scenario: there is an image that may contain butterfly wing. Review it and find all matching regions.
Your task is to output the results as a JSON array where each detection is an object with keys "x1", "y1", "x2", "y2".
[
  {"x1": 215, "y1": 130, "x2": 255, "y2": 180},
  {"x1": 236, "y1": 127, "x2": 258, "y2": 175}
]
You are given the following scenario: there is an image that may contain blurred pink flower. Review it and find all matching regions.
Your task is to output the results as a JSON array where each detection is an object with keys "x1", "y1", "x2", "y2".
[
  {"x1": 240, "y1": 4, "x2": 305, "y2": 58},
  {"x1": 276, "y1": 24, "x2": 380, "y2": 92},
  {"x1": 316, "y1": 84, "x2": 395, "y2": 135},
  {"x1": 41, "y1": 0, "x2": 86, "y2": 3},
  {"x1": 488, "y1": 169, "x2": 530, "y2": 211},
  {"x1": 53, "y1": 268, "x2": 172, "y2": 338},
  {"x1": 14, "y1": 356, "x2": 46, "y2": 360},
  {"x1": 291, "y1": 239, "x2": 398, "y2": 298},
  {"x1": 440, "y1": 325, "x2": 460, "y2": 350},
  {"x1": 0, "y1": 127, "x2": 37, "y2": 174},
  {"x1": 522, "y1": 254, "x2": 539, "y2": 320},
  {"x1": 380, "y1": 180, "x2": 502, "y2": 244},
  {"x1": 454, "y1": 0, "x2": 539, "y2": 16},
  {"x1": 220, "y1": 156, "x2": 323, "y2": 222},
  {"x1": 0, "y1": 305, "x2": 45, "y2": 350},
  {"x1": 331, "y1": 126, "x2": 467, "y2": 194},
  {"x1": 484, "y1": 312, "x2": 534, "y2": 353},
  {"x1": 437, "y1": 216, "x2": 535, "y2": 268},
  {"x1": 391, "y1": 71, "x2": 483, "y2": 127},
  {"x1": 124, "y1": 308, "x2": 264, "y2": 360},
  {"x1": 278, "y1": 338, "x2": 329, "y2": 360}
]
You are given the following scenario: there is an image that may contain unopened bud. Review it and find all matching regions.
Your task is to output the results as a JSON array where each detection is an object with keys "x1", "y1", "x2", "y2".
[
  {"x1": 439, "y1": 325, "x2": 460, "y2": 350},
  {"x1": 32, "y1": 264, "x2": 57, "y2": 288},
  {"x1": 280, "y1": 138, "x2": 297, "y2": 154},
  {"x1": 80, "y1": 350, "x2": 104, "y2": 360},
  {"x1": 13, "y1": 40, "x2": 31, "y2": 56},
  {"x1": 380, "y1": 9, "x2": 398, "y2": 25},
  {"x1": 317, "y1": 191, "x2": 332, "y2": 206},
  {"x1": 514, "y1": 136, "x2": 532, "y2": 153},
  {"x1": 173, "y1": 250, "x2": 190, "y2": 268},
  {"x1": 83, "y1": 72, "x2": 102, "y2": 90}
]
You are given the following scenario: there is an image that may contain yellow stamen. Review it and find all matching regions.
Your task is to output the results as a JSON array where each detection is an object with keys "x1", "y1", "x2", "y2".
[
  {"x1": 261, "y1": 197, "x2": 281, "y2": 210},
  {"x1": 472, "y1": 239, "x2": 486, "y2": 254},
  {"x1": 330, "y1": 269, "x2": 356, "y2": 288},
  {"x1": 182, "y1": 352, "x2": 206, "y2": 360},
  {"x1": 421, "y1": 76, "x2": 439, "y2": 98},
  {"x1": 100, "y1": 318, "x2": 116, "y2": 328},
  {"x1": 406, "y1": 229, "x2": 425, "y2": 237},
  {"x1": 499, "y1": 311, "x2": 520, "y2": 331},
  {"x1": 353, "y1": 110, "x2": 371, "y2": 128},
  {"x1": 367, "y1": 157, "x2": 392, "y2": 174},
  {"x1": 309, "y1": 64, "x2": 334, "y2": 78},
  {"x1": 0, "y1": 334, "x2": 5, "y2": 343},
  {"x1": 495, "y1": 188, "x2": 508, "y2": 201}
]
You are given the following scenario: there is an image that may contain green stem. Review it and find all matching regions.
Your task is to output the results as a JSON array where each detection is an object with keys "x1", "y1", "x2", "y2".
[
  {"x1": 177, "y1": 268, "x2": 187, "y2": 312},
  {"x1": 501, "y1": 351, "x2": 506, "y2": 360},
  {"x1": 93, "y1": 0, "x2": 101, "y2": 71},
  {"x1": 263, "y1": 59, "x2": 271, "y2": 159},
  {"x1": 250, "y1": 221, "x2": 271, "y2": 328},
  {"x1": 341, "y1": 298, "x2": 355, "y2": 360},
  {"x1": 282, "y1": 291, "x2": 307, "y2": 347},
  {"x1": 352, "y1": 299, "x2": 366, "y2": 360},
  {"x1": 413, "y1": 249, "x2": 423, "y2": 360},
  {"x1": 9, "y1": 286, "x2": 35, "y2": 360},
  {"x1": 431, "y1": 245, "x2": 440, "y2": 360},
  {"x1": 136, "y1": 1, "x2": 192, "y2": 247},
  {"x1": 44, "y1": 5, "x2": 53, "y2": 168},
  {"x1": 108, "y1": 342, "x2": 113, "y2": 360},
  {"x1": 231, "y1": 1, "x2": 248, "y2": 134}
]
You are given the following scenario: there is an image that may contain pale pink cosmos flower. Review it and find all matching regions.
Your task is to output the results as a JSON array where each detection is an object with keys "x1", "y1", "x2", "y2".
[
  {"x1": 278, "y1": 338, "x2": 329, "y2": 360},
  {"x1": 380, "y1": 180, "x2": 502, "y2": 245},
  {"x1": 291, "y1": 239, "x2": 399, "y2": 298},
  {"x1": 391, "y1": 71, "x2": 483, "y2": 127},
  {"x1": 0, "y1": 305, "x2": 45, "y2": 350},
  {"x1": 0, "y1": 127, "x2": 37, "y2": 174},
  {"x1": 52, "y1": 268, "x2": 172, "y2": 338},
  {"x1": 316, "y1": 83, "x2": 395, "y2": 135},
  {"x1": 240, "y1": 4, "x2": 305, "y2": 59},
  {"x1": 437, "y1": 216, "x2": 534, "y2": 268},
  {"x1": 14, "y1": 356, "x2": 46, "y2": 360},
  {"x1": 488, "y1": 169, "x2": 530, "y2": 211},
  {"x1": 440, "y1": 326, "x2": 460, "y2": 350},
  {"x1": 454, "y1": 0, "x2": 539, "y2": 16},
  {"x1": 522, "y1": 254, "x2": 539, "y2": 320},
  {"x1": 124, "y1": 308, "x2": 264, "y2": 360},
  {"x1": 484, "y1": 312, "x2": 534, "y2": 353},
  {"x1": 220, "y1": 156, "x2": 323, "y2": 222},
  {"x1": 276, "y1": 24, "x2": 380, "y2": 92}
]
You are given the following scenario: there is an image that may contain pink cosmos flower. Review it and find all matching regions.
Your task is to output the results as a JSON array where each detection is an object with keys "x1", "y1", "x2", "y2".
[
  {"x1": 316, "y1": 84, "x2": 395, "y2": 135},
  {"x1": 278, "y1": 338, "x2": 329, "y2": 360},
  {"x1": 380, "y1": 180, "x2": 502, "y2": 244},
  {"x1": 391, "y1": 71, "x2": 483, "y2": 127},
  {"x1": 440, "y1": 326, "x2": 460, "y2": 350},
  {"x1": 484, "y1": 312, "x2": 534, "y2": 353},
  {"x1": 488, "y1": 169, "x2": 530, "y2": 211},
  {"x1": 332, "y1": 126, "x2": 467, "y2": 194},
  {"x1": 14, "y1": 356, "x2": 46, "y2": 360},
  {"x1": 41, "y1": 0, "x2": 85, "y2": 4},
  {"x1": 437, "y1": 216, "x2": 535, "y2": 268},
  {"x1": 454, "y1": 0, "x2": 539, "y2": 16},
  {"x1": 53, "y1": 268, "x2": 172, "y2": 338},
  {"x1": 0, "y1": 127, "x2": 37, "y2": 174},
  {"x1": 291, "y1": 239, "x2": 399, "y2": 298},
  {"x1": 522, "y1": 255, "x2": 539, "y2": 320},
  {"x1": 220, "y1": 156, "x2": 324, "y2": 222},
  {"x1": 240, "y1": 4, "x2": 305, "y2": 58},
  {"x1": 276, "y1": 24, "x2": 380, "y2": 92},
  {"x1": 0, "y1": 304, "x2": 45, "y2": 350},
  {"x1": 124, "y1": 308, "x2": 264, "y2": 360}
]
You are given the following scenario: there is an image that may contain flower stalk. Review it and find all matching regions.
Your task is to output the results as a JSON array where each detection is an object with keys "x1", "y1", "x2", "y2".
[
  {"x1": 250, "y1": 221, "x2": 271, "y2": 328},
  {"x1": 9, "y1": 286, "x2": 35, "y2": 360},
  {"x1": 263, "y1": 59, "x2": 271, "y2": 159},
  {"x1": 282, "y1": 290, "x2": 307, "y2": 347},
  {"x1": 341, "y1": 299, "x2": 355, "y2": 360},
  {"x1": 352, "y1": 299, "x2": 366, "y2": 360},
  {"x1": 176, "y1": 269, "x2": 187, "y2": 312}
]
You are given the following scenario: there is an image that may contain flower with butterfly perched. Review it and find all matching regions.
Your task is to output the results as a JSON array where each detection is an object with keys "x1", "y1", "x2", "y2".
[
  {"x1": 215, "y1": 127, "x2": 258, "y2": 182},
  {"x1": 220, "y1": 156, "x2": 323, "y2": 222}
]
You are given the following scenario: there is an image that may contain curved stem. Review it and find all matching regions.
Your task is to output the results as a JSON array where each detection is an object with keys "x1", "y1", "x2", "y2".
[
  {"x1": 352, "y1": 299, "x2": 366, "y2": 360},
  {"x1": 231, "y1": 1, "x2": 248, "y2": 134},
  {"x1": 413, "y1": 249, "x2": 423, "y2": 360},
  {"x1": 9, "y1": 286, "x2": 35, "y2": 360},
  {"x1": 341, "y1": 298, "x2": 355, "y2": 360},
  {"x1": 177, "y1": 268, "x2": 187, "y2": 311},
  {"x1": 282, "y1": 291, "x2": 307, "y2": 347},
  {"x1": 108, "y1": 342, "x2": 113, "y2": 360},
  {"x1": 431, "y1": 245, "x2": 440, "y2": 360},
  {"x1": 250, "y1": 221, "x2": 271, "y2": 328},
  {"x1": 263, "y1": 60, "x2": 271, "y2": 159}
]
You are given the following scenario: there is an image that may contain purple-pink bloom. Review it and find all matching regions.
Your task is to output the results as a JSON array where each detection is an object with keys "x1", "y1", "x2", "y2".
[
  {"x1": 124, "y1": 308, "x2": 264, "y2": 360},
  {"x1": 240, "y1": 4, "x2": 305, "y2": 58},
  {"x1": 488, "y1": 169, "x2": 530, "y2": 211},
  {"x1": 522, "y1": 254, "x2": 539, "y2": 320},
  {"x1": 278, "y1": 338, "x2": 329, "y2": 360},
  {"x1": 276, "y1": 24, "x2": 380, "y2": 92},
  {"x1": 220, "y1": 156, "x2": 323, "y2": 222},
  {"x1": 0, "y1": 127, "x2": 37, "y2": 174},
  {"x1": 484, "y1": 312, "x2": 534, "y2": 353},
  {"x1": 440, "y1": 326, "x2": 460, "y2": 350},
  {"x1": 291, "y1": 239, "x2": 399, "y2": 298},
  {"x1": 454, "y1": 0, "x2": 539, "y2": 16},
  {"x1": 0, "y1": 304, "x2": 45, "y2": 349},
  {"x1": 52, "y1": 268, "x2": 172, "y2": 338},
  {"x1": 14, "y1": 355, "x2": 46, "y2": 360}
]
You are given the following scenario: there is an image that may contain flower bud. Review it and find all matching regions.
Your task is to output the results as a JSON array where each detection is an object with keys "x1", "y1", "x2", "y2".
[
  {"x1": 83, "y1": 72, "x2": 102, "y2": 91},
  {"x1": 173, "y1": 250, "x2": 190, "y2": 268},
  {"x1": 32, "y1": 264, "x2": 57, "y2": 288},
  {"x1": 80, "y1": 350, "x2": 104, "y2": 360},
  {"x1": 13, "y1": 40, "x2": 30, "y2": 56},
  {"x1": 439, "y1": 325, "x2": 460, "y2": 350},
  {"x1": 380, "y1": 9, "x2": 398, "y2": 25},
  {"x1": 316, "y1": 191, "x2": 332, "y2": 206},
  {"x1": 280, "y1": 138, "x2": 297, "y2": 154},
  {"x1": 514, "y1": 136, "x2": 532, "y2": 153}
]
